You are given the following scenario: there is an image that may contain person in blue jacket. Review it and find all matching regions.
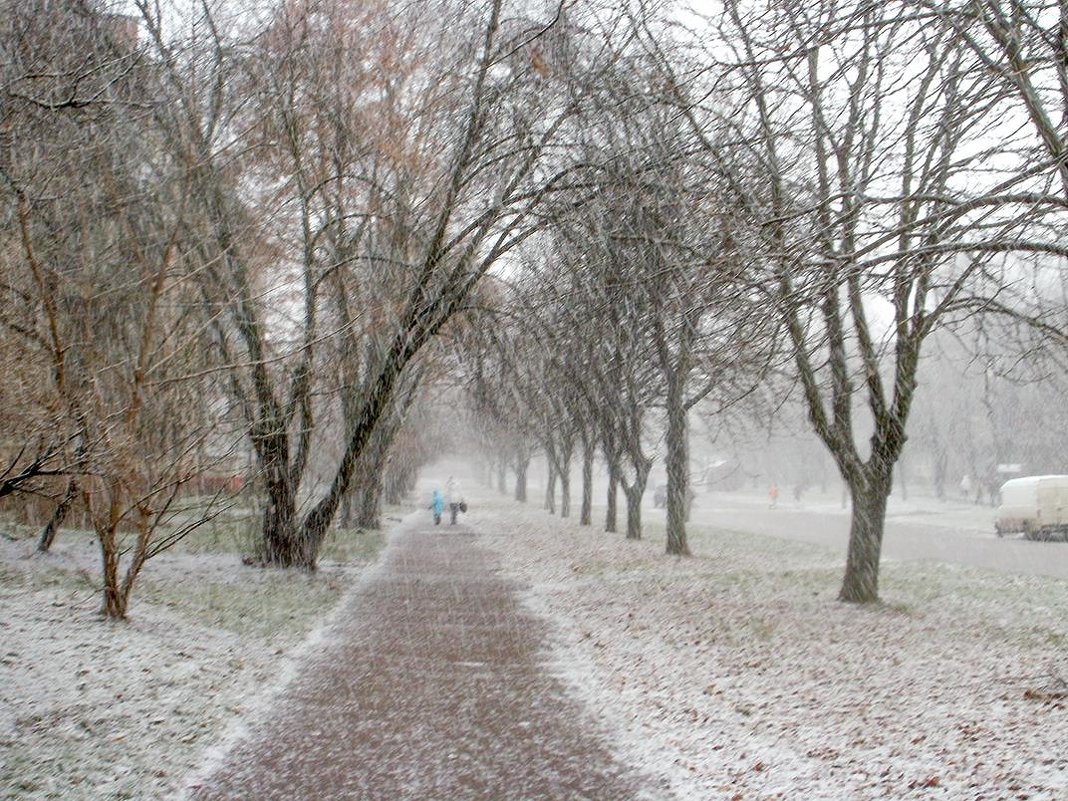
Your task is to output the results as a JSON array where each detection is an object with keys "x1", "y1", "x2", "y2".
[{"x1": 430, "y1": 488, "x2": 445, "y2": 525}]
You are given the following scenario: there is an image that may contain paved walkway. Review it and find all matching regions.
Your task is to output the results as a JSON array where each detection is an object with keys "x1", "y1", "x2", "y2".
[{"x1": 190, "y1": 517, "x2": 654, "y2": 801}]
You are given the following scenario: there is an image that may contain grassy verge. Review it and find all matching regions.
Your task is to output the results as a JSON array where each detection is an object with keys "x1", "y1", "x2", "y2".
[
  {"x1": 137, "y1": 523, "x2": 394, "y2": 639},
  {"x1": 478, "y1": 494, "x2": 1068, "y2": 799},
  {"x1": 479, "y1": 491, "x2": 1068, "y2": 646},
  {"x1": 0, "y1": 502, "x2": 402, "y2": 801}
]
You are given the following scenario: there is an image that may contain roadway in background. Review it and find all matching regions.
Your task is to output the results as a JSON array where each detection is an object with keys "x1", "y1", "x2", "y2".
[{"x1": 688, "y1": 488, "x2": 1068, "y2": 581}]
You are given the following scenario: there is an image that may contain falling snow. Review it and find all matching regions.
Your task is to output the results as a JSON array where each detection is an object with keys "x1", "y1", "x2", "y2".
[
  {"x1": 3, "y1": 493, "x2": 1067, "y2": 800},
  {"x1": 0, "y1": 533, "x2": 362, "y2": 801},
  {"x1": 477, "y1": 498, "x2": 1068, "y2": 800}
]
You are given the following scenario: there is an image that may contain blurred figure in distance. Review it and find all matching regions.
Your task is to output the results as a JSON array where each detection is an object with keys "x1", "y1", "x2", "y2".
[{"x1": 430, "y1": 488, "x2": 444, "y2": 526}]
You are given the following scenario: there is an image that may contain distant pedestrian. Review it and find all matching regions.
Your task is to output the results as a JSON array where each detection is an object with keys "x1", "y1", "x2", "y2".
[
  {"x1": 959, "y1": 474, "x2": 972, "y2": 501},
  {"x1": 984, "y1": 478, "x2": 1001, "y2": 507},
  {"x1": 446, "y1": 476, "x2": 464, "y2": 525},
  {"x1": 768, "y1": 483, "x2": 779, "y2": 509},
  {"x1": 429, "y1": 489, "x2": 444, "y2": 526}
]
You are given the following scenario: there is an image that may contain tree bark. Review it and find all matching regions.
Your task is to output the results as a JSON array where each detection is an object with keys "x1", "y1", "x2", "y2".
[
  {"x1": 514, "y1": 452, "x2": 529, "y2": 502},
  {"x1": 299, "y1": 332, "x2": 420, "y2": 563},
  {"x1": 558, "y1": 440, "x2": 572, "y2": 518},
  {"x1": 250, "y1": 413, "x2": 304, "y2": 565},
  {"x1": 579, "y1": 438, "x2": 594, "y2": 526},
  {"x1": 605, "y1": 458, "x2": 619, "y2": 533},
  {"x1": 620, "y1": 452, "x2": 651, "y2": 541},
  {"x1": 838, "y1": 469, "x2": 892, "y2": 603},
  {"x1": 261, "y1": 487, "x2": 301, "y2": 565},
  {"x1": 353, "y1": 474, "x2": 384, "y2": 530},
  {"x1": 350, "y1": 416, "x2": 395, "y2": 530},
  {"x1": 259, "y1": 430, "x2": 301, "y2": 565},
  {"x1": 623, "y1": 483, "x2": 644, "y2": 541},
  {"x1": 664, "y1": 387, "x2": 691, "y2": 556},
  {"x1": 91, "y1": 483, "x2": 150, "y2": 621},
  {"x1": 496, "y1": 459, "x2": 507, "y2": 494},
  {"x1": 99, "y1": 530, "x2": 124, "y2": 619},
  {"x1": 340, "y1": 492, "x2": 355, "y2": 528},
  {"x1": 37, "y1": 478, "x2": 78, "y2": 553},
  {"x1": 544, "y1": 457, "x2": 557, "y2": 514}
]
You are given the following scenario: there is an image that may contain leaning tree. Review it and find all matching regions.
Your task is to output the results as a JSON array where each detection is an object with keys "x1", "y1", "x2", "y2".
[{"x1": 136, "y1": 0, "x2": 634, "y2": 567}]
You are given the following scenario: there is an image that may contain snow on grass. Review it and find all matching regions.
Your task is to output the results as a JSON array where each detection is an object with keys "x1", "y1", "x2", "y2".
[
  {"x1": 472, "y1": 497, "x2": 1068, "y2": 800},
  {"x1": 4, "y1": 494, "x2": 1063, "y2": 801},
  {"x1": 0, "y1": 520, "x2": 388, "y2": 801}
]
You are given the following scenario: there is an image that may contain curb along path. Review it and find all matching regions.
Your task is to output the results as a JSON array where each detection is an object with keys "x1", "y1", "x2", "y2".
[{"x1": 190, "y1": 517, "x2": 655, "y2": 800}]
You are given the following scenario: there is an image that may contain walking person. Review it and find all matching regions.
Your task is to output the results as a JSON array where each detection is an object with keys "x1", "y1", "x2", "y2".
[
  {"x1": 446, "y1": 476, "x2": 463, "y2": 525},
  {"x1": 429, "y1": 488, "x2": 444, "y2": 525}
]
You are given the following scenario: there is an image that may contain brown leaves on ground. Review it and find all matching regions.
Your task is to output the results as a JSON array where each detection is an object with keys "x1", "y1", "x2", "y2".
[{"x1": 477, "y1": 502, "x2": 1068, "y2": 800}]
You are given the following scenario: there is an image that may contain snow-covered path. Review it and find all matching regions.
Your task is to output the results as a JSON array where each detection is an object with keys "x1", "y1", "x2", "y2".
[{"x1": 188, "y1": 515, "x2": 665, "y2": 801}]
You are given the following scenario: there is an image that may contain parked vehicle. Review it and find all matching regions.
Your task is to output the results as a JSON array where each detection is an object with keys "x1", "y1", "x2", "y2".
[{"x1": 995, "y1": 475, "x2": 1068, "y2": 541}]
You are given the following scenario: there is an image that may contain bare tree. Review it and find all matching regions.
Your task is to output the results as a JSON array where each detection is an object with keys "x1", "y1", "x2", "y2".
[
  {"x1": 0, "y1": 0, "x2": 234, "y2": 617},
  {"x1": 700, "y1": 0, "x2": 1068, "y2": 601},
  {"x1": 135, "y1": 0, "x2": 628, "y2": 567}
]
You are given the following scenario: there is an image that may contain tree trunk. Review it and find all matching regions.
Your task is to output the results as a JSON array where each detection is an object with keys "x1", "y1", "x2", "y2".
[
  {"x1": 101, "y1": 527, "x2": 150, "y2": 621},
  {"x1": 260, "y1": 473, "x2": 301, "y2": 566},
  {"x1": 664, "y1": 392, "x2": 691, "y2": 556},
  {"x1": 299, "y1": 329, "x2": 429, "y2": 565},
  {"x1": 544, "y1": 459, "x2": 557, "y2": 514},
  {"x1": 350, "y1": 422, "x2": 393, "y2": 530},
  {"x1": 514, "y1": 453, "x2": 529, "y2": 502},
  {"x1": 99, "y1": 529, "x2": 125, "y2": 619},
  {"x1": 623, "y1": 483, "x2": 643, "y2": 540},
  {"x1": 37, "y1": 478, "x2": 78, "y2": 553},
  {"x1": 90, "y1": 483, "x2": 151, "y2": 621},
  {"x1": 256, "y1": 426, "x2": 303, "y2": 566},
  {"x1": 605, "y1": 459, "x2": 619, "y2": 533},
  {"x1": 496, "y1": 459, "x2": 507, "y2": 494},
  {"x1": 579, "y1": 439, "x2": 594, "y2": 526},
  {"x1": 353, "y1": 475, "x2": 383, "y2": 529},
  {"x1": 838, "y1": 469, "x2": 892, "y2": 603},
  {"x1": 621, "y1": 455, "x2": 651, "y2": 541},
  {"x1": 340, "y1": 491, "x2": 355, "y2": 528},
  {"x1": 559, "y1": 466, "x2": 570, "y2": 518}
]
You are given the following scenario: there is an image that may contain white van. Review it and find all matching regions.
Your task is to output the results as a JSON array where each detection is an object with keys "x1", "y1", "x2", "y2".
[{"x1": 995, "y1": 475, "x2": 1068, "y2": 541}]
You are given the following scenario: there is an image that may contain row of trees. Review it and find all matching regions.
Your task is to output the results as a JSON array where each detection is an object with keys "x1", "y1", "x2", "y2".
[
  {"x1": 3, "y1": 0, "x2": 1068, "y2": 615},
  {"x1": 464, "y1": 0, "x2": 1068, "y2": 603},
  {"x1": 1, "y1": 0, "x2": 632, "y2": 616},
  {"x1": 1, "y1": 0, "x2": 237, "y2": 618}
]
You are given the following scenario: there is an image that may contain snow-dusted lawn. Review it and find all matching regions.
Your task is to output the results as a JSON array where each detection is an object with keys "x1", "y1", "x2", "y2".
[
  {"x1": 0, "y1": 520, "x2": 385, "y2": 801},
  {"x1": 3, "y1": 495, "x2": 1065, "y2": 801},
  {"x1": 475, "y1": 498, "x2": 1068, "y2": 800}
]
